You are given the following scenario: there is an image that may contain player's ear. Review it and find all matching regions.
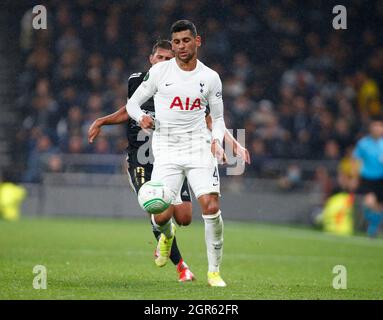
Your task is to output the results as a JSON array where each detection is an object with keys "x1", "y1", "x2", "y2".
[
  {"x1": 149, "y1": 54, "x2": 154, "y2": 65},
  {"x1": 195, "y1": 35, "x2": 201, "y2": 48}
]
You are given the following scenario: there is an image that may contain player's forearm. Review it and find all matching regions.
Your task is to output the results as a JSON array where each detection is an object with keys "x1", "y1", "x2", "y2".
[
  {"x1": 209, "y1": 102, "x2": 225, "y2": 145},
  {"x1": 207, "y1": 119, "x2": 241, "y2": 150},
  {"x1": 97, "y1": 106, "x2": 129, "y2": 126},
  {"x1": 205, "y1": 114, "x2": 213, "y2": 131},
  {"x1": 211, "y1": 118, "x2": 225, "y2": 145},
  {"x1": 125, "y1": 86, "x2": 151, "y2": 122},
  {"x1": 224, "y1": 129, "x2": 241, "y2": 150},
  {"x1": 126, "y1": 97, "x2": 144, "y2": 122}
]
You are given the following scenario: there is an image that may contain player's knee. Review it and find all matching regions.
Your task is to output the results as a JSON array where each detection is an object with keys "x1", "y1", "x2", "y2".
[
  {"x1": 173, "y1": 202, "x2": 192, "y2": 226},
  {"x1": 175, "y1": 211, "x2": 192, "y2": 225},
  {"x1": 199, "y1": 194, "x2": 220, "y2": 215},
  {"x1": 153, "y1": 215, "x2": 167, "y2": 226},
  {"x1": 153, "y1": 207, "x2": 174, "y2": 225},
  {"x1": 204, "y1": 202, "x2": 220, "y2": 215},
  {"x1": 174, "y1": 215, "x2": 192, "y2": 226}
]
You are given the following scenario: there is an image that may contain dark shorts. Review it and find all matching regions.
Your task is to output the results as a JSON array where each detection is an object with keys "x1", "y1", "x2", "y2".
[
  {"x1": 126, "y1": 151, "x2": 191, "y2": 202},
  {"x1": 358, "y1": 178, "x2": 383, "y2": 203}
]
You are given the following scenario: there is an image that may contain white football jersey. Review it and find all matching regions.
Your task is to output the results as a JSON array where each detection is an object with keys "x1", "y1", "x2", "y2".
[
  {"x1": 144, "y1": 58, "x2": 221, "y2": 133},
  {"x1": 126, "y1": 58, "x2": 225, "y2": 142}
]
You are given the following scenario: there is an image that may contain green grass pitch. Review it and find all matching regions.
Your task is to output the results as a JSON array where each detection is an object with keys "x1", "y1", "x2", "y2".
[{"x1": 0, "y1": 217, "x2": 382, "y2": 299}]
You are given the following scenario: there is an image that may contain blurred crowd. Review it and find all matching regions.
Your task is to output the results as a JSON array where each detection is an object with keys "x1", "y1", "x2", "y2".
[{"x1": 14, "y1": 0, "x2": 383, "y2": 183}]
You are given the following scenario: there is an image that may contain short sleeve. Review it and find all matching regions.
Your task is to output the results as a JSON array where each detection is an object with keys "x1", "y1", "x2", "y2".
[{"x1": 127, "y1": 73, "x2": 143, "y2": 98}]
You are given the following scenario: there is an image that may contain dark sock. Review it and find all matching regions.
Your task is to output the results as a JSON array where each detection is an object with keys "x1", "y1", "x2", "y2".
[
  {"x1": 152, "y1": 229, "x2": 161, "y2": 241},
  {"x1": 169, "y1": 236, "x2": 182, "y2": 266}
]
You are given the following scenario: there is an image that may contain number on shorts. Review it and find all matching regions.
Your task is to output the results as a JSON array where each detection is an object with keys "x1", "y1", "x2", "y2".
[
  {"x1": 213, "y1": 166, "x2": 219, "y2": 186},
  {"x1": 135, "y1": 167, "x2": 145, "y2": 186}
]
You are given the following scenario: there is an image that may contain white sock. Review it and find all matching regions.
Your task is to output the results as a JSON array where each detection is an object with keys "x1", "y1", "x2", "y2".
[
  {"x1": 202, "y1": 210, "x2": 224, "y2": 273},
  {"x1": 152, "y1": 215, "x2": 174, "y2": 239},
  {"x1": 150, "y1": 214, "x2": 160, "y2": 232}
]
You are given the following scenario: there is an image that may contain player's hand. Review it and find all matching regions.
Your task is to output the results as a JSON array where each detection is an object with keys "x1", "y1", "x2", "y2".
[
  {"x1": 88, "y1": 119, "x2": 102, "y2": 144},
  {"x1": 234, "y1": 145, "x2": 251, "y2": 164},
  {"x1": 211, "y1": 139, "x2": 227, "y2": 165},
  {"x1": 139, "y1": 114, "x2": 154, "y2": 130}
]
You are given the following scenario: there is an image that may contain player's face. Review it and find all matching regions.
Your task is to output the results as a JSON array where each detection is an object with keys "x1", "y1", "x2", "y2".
[
  {"x1": 171, "y1": 30, "x2": 201, "y2": 63},
  {"x1": 149, "y1": 48, "x2": 174, "y2": 65},
  {"x1": 370, "y1": 121, "x2": 383, "y2": 138}
]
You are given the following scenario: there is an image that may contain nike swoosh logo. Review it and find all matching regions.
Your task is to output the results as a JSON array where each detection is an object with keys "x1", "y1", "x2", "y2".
[{"x1": 165, "y1": 83, "x2": 173, "y2": 86}]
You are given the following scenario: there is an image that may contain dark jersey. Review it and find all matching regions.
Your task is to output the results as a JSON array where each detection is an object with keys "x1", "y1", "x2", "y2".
[
  {"x1": 125, "y1": 72, "x2": 192, "y2": 203},
  {"x1": 126, "y1": 71, "x2": 210, "y2": 152},
  {"x1": 126, "y1": 71, "x2": 154, "y2": 151}
]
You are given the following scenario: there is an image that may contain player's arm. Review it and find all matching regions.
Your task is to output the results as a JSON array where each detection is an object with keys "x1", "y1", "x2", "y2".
[
  {"x1": 88, "y1": 72, "x2": 141, "y2": 144},
  {"x1": 223, "y1": 128, "x2": 251, "y2": 164},
  {"x1": 207, "y1": 74, "x2": 227, "y2": 164},
  {"x1": 126, "y1": 69, "x2": 158, "y2": 129},
  {"x1": 205, "y1": 115, "x2": 250, "y2": 164},
  {"x1": 88, "y1": 106, "x2": 129, "y2": 143}
]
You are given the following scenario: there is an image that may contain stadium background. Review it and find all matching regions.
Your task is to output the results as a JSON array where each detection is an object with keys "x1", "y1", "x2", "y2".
[
  {"x1": 1, "y1": 0, "x2": 383, "y2": 301},
  {"x1": 1, "y1": 0, "x2": 382, "y2": 228}
]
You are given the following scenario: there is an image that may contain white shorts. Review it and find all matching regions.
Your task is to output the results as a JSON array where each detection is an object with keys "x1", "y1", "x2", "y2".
[
  {"x1": 151, "y1": 161, "x2": 220, "y2": 204},
  {"x1": 151, "y1": 131, "x2": 220, "y2": 203}
]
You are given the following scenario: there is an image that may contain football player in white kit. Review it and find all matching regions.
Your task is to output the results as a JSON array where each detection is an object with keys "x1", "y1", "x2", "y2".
[{"x1": 126, "y1": 20, "x2": 229, "y2": 287}]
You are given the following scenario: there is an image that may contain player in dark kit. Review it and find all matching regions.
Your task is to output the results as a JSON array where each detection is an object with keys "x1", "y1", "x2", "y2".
[
  {"x1": 88, "y1": 39, "x2": 250, "y2": 282},
  {"x1": 125, "y1": 61, "x2": 194, "y2": 229}
]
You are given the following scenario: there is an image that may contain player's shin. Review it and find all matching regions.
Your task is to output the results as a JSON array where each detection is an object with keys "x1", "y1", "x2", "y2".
[
  {"x1": 202, "y1": 210, "x2": 224, "y2": 272},
  {"x1": 151, "y1": 213, "x2": 174, "y2": 239},
  {"x1": 151, "y1": 219, "x2": 161, "y2": 241}
]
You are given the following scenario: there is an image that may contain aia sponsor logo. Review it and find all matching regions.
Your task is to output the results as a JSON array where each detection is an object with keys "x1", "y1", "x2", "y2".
[{"x1": 170, "y1": 96, "x2": 201, "y2": 110}]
